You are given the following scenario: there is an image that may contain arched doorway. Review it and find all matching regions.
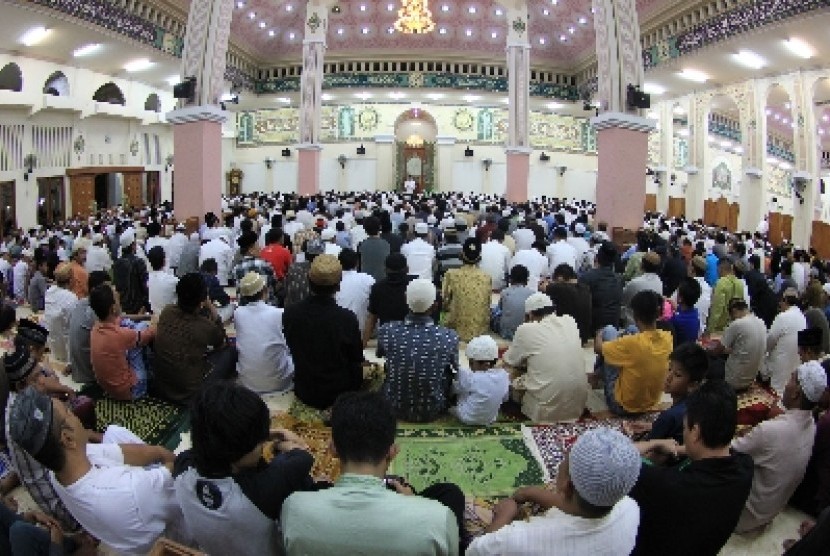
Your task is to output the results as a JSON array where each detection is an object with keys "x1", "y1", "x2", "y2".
[
  {"x1": 810, "y1": 78, "x2": 830, "y2": 256},
  {"x1": 0, "y1": 63, "x2": 23, "y2": 92},
  {"x1": 765, "y1": 84, "x2": 795, "y2": 245},
  {"x1": 92, "y1": 82, "x2": 125, "y2": 105},
  {"x1": 394, "y1": 108, "x2": 438, "y2": 193},
  {"x1": 144, "y1": 93, "x2": 161, "y2": 112},
  {"x1": 706, "y1": 94, "x2": 742, "y2": 231},
  {"x1": 43, "y1": 71, "x2": 69, "y2": 96}
]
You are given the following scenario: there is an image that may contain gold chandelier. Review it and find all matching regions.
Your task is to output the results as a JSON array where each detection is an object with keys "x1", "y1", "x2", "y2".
[{"x1": 394, "y1": 0, "x2": 436, "y2": 35}]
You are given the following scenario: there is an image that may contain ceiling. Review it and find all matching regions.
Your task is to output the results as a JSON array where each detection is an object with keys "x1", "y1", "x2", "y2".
[{"x1": 168, "y1": 0, "x2": 675, "y2": 67}]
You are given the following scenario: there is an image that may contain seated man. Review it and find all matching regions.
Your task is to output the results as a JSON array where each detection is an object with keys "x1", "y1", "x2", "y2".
[
  {"x1": 67, "y1": 270, "x2": 112, "y2": 384},
  {"x1": 282, "y1": 391, "x2": 466, "y2": 555},
  {"x1": 234, "y1": 272, "x2": 294, "y2": 393},
  {"x1": 89, "y1": 284, "x2": 156, "y2": 400},
  {"x1": 732, "y1": 361, "x2": 826, "y2": 533},
  {"x1": 504, "y1": 293, "x2": 587, "y2": 422},
  {"x1": 9, "y1": 387, "x2": 185, "y2": 555},
  {"x1": 199, "y1": 258, "x2": 235, "y2": 323},
  {"x1": 175, "y1": 383, "x2": 321, "y2": 556},
  {"x1": 594, "y1": 290, "x2": 673, "y2": 416},
  {"x1": 628, "y1": 380, "x2": 754, "y2": 555},
  {"x1": 147, "y1": 245, "x2": 179, "y2": 314},
  {"x1": 378, "y1": 279, "x2": 459, "y2": 422},
  {"x1": 468, "y1": 428, "x2": 641, "y2": 555},
  {"x1": 706, "y1": 297, "x2": 767, "y2": 390}
]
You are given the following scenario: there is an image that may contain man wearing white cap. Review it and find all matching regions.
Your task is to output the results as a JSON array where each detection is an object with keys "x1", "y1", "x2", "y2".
[
  {"x1": 166, "y1": 224, "x2": 189, "y2": 273},
  {"x1": 450, "y1": 336, "x2": 509, "y2": 426},
  {"x1": 503, "y1": 292, "x2": 587, "y2": 421},
  {"x1": 732, "y1": 360, "x2": 827, "y2": 533},
  {"x1": 198, "y1": 234, "x2": 234, "y2": 287},
  {"x1": 468, "y1": 428, "x2": 641, "y2": 555},
  {"x1": 400, "y1": 222, "x2": 436, "y2": 280},
  {"x1": 85, "y1": 233, "x2": 113, "y2": 273},
  {"x1": 566, "y1": 223, "x2": 590, "y2": 267}
]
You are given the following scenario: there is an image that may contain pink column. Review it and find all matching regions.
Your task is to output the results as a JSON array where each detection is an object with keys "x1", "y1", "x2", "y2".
[
  {"x1": 593, "y1": 113, "x2": 655, "y2": 234},
  {"x1": 505, "y1": 149, "x2": 530, "y2": 203},
  {"x1": 167, "y1": 106, "x2": 225, "y2": 225},
  {"x1": 297, "y1": 145, "x2": 322, "y2": 196}
]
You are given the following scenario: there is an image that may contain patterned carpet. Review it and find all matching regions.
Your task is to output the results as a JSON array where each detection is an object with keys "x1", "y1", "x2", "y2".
[
  {"x1": 736, "y1": 382, "x2": 779, "y2": 437},
  {"x1": 269, "y1": 413, "x2": 341, "y2": 481},
  {"x1": 93, "y1": 396, "x2": 188, "y2": 449},
  {"x1": 390, "y1": 424, "x2": 544, "y2": 497}
]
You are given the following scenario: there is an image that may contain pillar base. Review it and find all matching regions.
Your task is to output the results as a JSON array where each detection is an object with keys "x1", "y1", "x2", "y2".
[
  {"x1": 505, "y1": 147, "x2": 531, "y2": 203},
  {"x1": 297, "y1": 144, "x2": 322, "y2": 196},
  {"x1": 166, "y1": 105, "x2": 226, "y2": 225},
  {"x1": 591, "y1": 112, "x2": 656, "y2": 234}
]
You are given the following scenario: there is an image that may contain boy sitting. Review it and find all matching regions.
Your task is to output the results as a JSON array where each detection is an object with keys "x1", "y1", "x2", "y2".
[
  {"x1": 450, "y1": 336, "x2": 510, "y2": 426},
  {"x1": 667, "y1": 277, "x2": 702, "y2": 345},
  {"x1": 627, "y1": 342, "x2": 708, "y2": 445}
]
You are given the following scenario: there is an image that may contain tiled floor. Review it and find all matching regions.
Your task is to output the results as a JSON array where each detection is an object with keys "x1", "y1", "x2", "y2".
[{"x1": 16, "y1": 304, "x2": 808, "y2": 554}]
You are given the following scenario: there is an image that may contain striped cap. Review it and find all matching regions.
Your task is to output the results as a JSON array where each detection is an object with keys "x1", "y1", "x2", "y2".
[{"x1": 568, "y1": 427, "x2": 641, "y2": 508}]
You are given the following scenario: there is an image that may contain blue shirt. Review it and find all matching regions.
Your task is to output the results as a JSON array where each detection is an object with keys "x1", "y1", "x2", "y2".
[
  {"x1": 647, "y1": 399, "x2": 687, "y2": 444},
  {"x1": 705, "y1": 253, "x2": 719, "y2": 287},
  {"x1": 378, "y1": 314, "x2": 459, "y2": 422},
  {"x1": 668, "y1": 307, "x2": 700, "y2": 345}
]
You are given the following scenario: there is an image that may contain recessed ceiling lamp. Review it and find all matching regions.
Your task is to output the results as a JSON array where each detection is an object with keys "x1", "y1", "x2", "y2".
[
  {"x1": 784, "y1": 38, "x2": 814, "y2": 59},
  {"x1": 464, "y1": 94, "x2": 481, "y2": 102},
  {"x1": 337, "y1": 28, "x2": 345, "y2": 35},
  {"x1": 124, "y1": 58, "x2": 153, "y2": 72},
  {"x1": 732, "y1": 49, "x2": 766, "y2": 69},
  {"x1": 165, "y1": 75, "x2": 179, "y2": 86},
  {"x1": 248, "y1": 11, "x2": 256, "y2": 19},
  {"x1": 673, "y1": 106, "x2": 686, "y2": 115},
  {"x1": 491, "y1": 31, "x2": 498, "y2": 39},
  {"x1": 468, "y1": 6, "x2": 476, "y2": 14},
  {"x1": 677, "y1": 68, "x2": 709, "y2": 83},
  {"x1": 20, "y1": 26, "x2": 50, "y2": 46},
  {"x1": 285, "y1": 4, "x2": 293, "y2": 12},
  {"x1": 288, "y1": 32, "x2": 295, "y2": 40},
  {"x1": 355, "y1": 92, "x2": 372, "y2": 100},
  {"x1": 426, "y1": 93, "x2": 445, "y2": 100},
  {"x1": 388, "y1": 92, "x2": 406, "y2": 100},
  {"x1": 258, "y1": 21, "x2": 267, "y2": 29},
  {"x1": 388, "y1": 27, "x2": 395, "y2": 34},
  {"x1": 439, "y1": 27, "x2": 447, "y2": 35},
  {"x1": 546, "y1": 102, "x2": 563, "y2": 110},
  {"x1": 465, "y1": 29, "x2": 473, "y2": 36},
  {"x1": 269, "y1": 29, "x2": 276, "y2": 37},
  {"x1": 395, "y1": 0, "x2": 437, "y2": 34},
  {"x1": 321, "y1": 93, "x2": 334, "y2": 101},
  {"x1": 642, "y1": 83, "x2": 666, "y2": 95},
  {"x1": 73, "y1": 43, "x2": 102, "y2": 57},
  {"x1": 539, "y1": 37, "x2": 546, "y2": 45},
  {"x1": 495, "y1": 8, "x2": 503, "y2": 16},
  {"x1": 361, "y1": 27, "x2": 369, "y2": 34},
  {"x1": 441, "y1": 4, "x2": 449, "y2": 12},
  {"x1": 578, "y1": 16, "x2": 587, "y2": 24},
  {"x1": 360, "y1": 4, "x2": 367, "y2": 11},
  {"x1": 236, "y1": 1, "x2": 245, "y2": 8},
  {"x1": 559, "y1": 35, "x2": 567, "y2": 42},
  {"x1": 277, "y1": 97, "x2": 291, "y2": 103}
]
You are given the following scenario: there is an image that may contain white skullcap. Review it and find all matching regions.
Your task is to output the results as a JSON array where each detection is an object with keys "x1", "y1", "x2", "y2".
[
  {"x1": 525, "y1": 292, "x2": 553, "y2": 314},
  {"x1": 797, "y1": 360, "x2": 828, "y2": 403},
  {"x1": 406, "y1": 279, "x2": 436, "y2": 313},
  {"x1": 574, "y1": 223, "x2": 586, "y2": 235},
  {"x1": 415, "y1": 222, "x2": 429, "y2": 235},
  {"x1": 568, "y1": 428, "x2": 641, "y2": 508},
  {"x1": 465, "y1": 336, "x2": 499, "y2": 362},
  {"x1": 119, "y1": 230, "x2": 135, "y2": 248},
  {"x1": 321, "y1": 228, "x2": 336, "y2": 241}
]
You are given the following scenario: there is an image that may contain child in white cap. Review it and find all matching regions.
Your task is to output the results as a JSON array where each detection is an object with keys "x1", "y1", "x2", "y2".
[{"x1": 450, "y1": 335, "x2": 509, "y2": 426}]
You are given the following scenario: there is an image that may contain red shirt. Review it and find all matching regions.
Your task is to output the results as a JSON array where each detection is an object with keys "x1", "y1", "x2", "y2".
[
  {"x1": 90, "y1": 321, "x2": 155, "y2": 400},
  {"x1": 261, "y1": 244, "x2": 292, "y2": 279}
]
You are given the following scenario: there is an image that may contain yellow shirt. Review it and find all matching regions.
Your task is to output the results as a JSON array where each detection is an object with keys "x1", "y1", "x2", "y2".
[{"x1": 602, "y1": 330, "x2": 672, "y2": 413}]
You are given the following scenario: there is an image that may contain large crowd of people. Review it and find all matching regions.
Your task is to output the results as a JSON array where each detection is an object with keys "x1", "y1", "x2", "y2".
[{"x1": 0, "y1": 190, "x2": 826, "y2": 554}]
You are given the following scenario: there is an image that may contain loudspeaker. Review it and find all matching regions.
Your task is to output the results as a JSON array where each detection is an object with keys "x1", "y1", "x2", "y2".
[
  {"x1": 356, "y1": 144, "x2": 366, "y2": 155},
  {"x1": 281, "y1": 148, "x2": 291, "y2": 157},
  {"x1": 626, "y1": 84, "x2": 651, "y2": 110},
  {"x1": 539, "y1": 152, "x2": 550, "y2": 162},
  {"x1": 464, "y1": 147, "x2": 474, "y2": 157},
  {"x1": 173, "y1": 77, "x2": 196, "y2": 101}
]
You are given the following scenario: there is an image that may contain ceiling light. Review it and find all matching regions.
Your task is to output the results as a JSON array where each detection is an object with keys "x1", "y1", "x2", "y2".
[
  {"x1": 269, "y1": 29, "x2": 275, "y2": 37},
  {"x1": 495, "y1": 9, "x2": 503, "y2": 16},
  {"x1": 73, "y1": 43, "x2": 101, "y2": 57},
  {"x1": 823, "y1": 115, "x2": 829, "y2": 122},
  {"x1": 820, "y1": 129, "x2": 826, "y2": 136},
  {"x1": 568, "y1": 26, "x2": 575, "y2": 34},
  {"x1": 468, "y1": 6, "x2": 476, "y2": 14},
  {"x1": 236, "y1": 1, "x2": 245, "y2": 7},
  {"x1": 464, "y1": 94, "x2": 481, "y2": 102},
  {"x1": 546, "y1": 102, "x2": 563, "y2": 110},
  {"x1": 388, "y1": 92, "x2": 406, "y2": 100},
  {"x1": 578, "y1": 16, "x2": 587, "y2": 24},
  {"x1": 285, "y1": 4, "x2": 293, "y2": 11},
  {"x1": 124, "y1": 58, "x2": 153, "y2": 72},
  {"x1": 388, "y1": 27, "x2": 395, "y2": 34},
  {"x1": 491, "y1": 31, "x2": 498, "y2": 39},
  {"x1": 355, "y1": 92, "x2": 372, "y2": 100},
  {"x1": 388, "y1": 3, "x2": 395, "y2": 10},
  {"x1": 782, "y1": 117, "x2": 790, "y2": 124},
  {"x1": 442, "y1": 4, "x2": 449, "y2": 12},
  {"x1": 539, "y1": 37, "x2": 546, "y2": 45},
  {"x1": 465, "y1": 29, "x2": 473, "y2": 36},
  {"x1": 785, "y1": 102, "x2": 791, "y2": 109},
  {"x1": 643, "y1": 82, "x2": 665, "y2": 95},
  {"x1": 765, "y1": 108, "x2": 772, "y2": 115},
  {"x1": 321, "y1": 93, "x2": 334, "y2": 101},
  {"x1": 165, "y1": 75, "x2": 179, "y2": 86},
  {"x1": 288, "y1": 32, "x2": 295, "y2": 40},
  {"x1": 248, "y1": 11, "x2": 256, "y2": 19},
  {"x1": 361, "y1": 27, "x2": 369, "y2": 34},
  {"x1": 732, "y1": 49, "x2": 766, "y2": 69},
  {"x1": 773, "y1": 113, "x2": 781, "y2": 120},
  {"x1": 426, "y1": 93, "x2": 445, "y2": 100},
  {"x1": 543, "y1": 9, "x2": 549, "y2": 15},
  {"x1": 360, "y1": 4, "x2": 367, "y2": 11},
  {"x1": 439, "y1": 27, "x2": 447, "y2": 34},
  {"x1": 337, "y1": 28, "x2": 345, "y2": 35},
  {"x1": 20, "y1": 26, "x2": 50, "y2": 47},
  {"x1": 258, "y1": 21, "x2": 266, "y2": 28},
  {"x1": 784, "y1": 38, "x2": 814, "y2": 59},
  {"x1": 677, "y1": 68, "x2": 709, "y2": 83},
  {"x1": 559, "y1": 35, "x2": 567, "y2": 42},
  {"x1": 277, "y1": 97, "x2": 291, "y2": 103}
]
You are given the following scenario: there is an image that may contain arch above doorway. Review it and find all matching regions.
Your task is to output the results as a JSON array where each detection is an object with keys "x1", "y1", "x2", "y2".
[
  {"x1": 92, "y1": 82, "x2": 126, "y2": 105},
  {"x1": 394, "y1": 108, "x2": 438, "y2": 193},
  {"x1": 0, "y1": 63, "x2": 23, "y2": 92}
]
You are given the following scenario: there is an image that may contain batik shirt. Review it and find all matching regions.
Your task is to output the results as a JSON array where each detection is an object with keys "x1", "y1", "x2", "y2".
[
  {"x1": 378, "y1": 314, "x2": 459, "y2": 422},
  {"x1": 441, "y1": 264, "x2": 492, "y2": 342}
]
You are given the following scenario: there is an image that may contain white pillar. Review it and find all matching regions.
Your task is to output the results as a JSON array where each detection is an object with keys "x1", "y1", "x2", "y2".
[
  {"x1": 435, "y1": 136, "x2": 456, "y2": 193},
  {"x1": 374, "y1": 134, "x2": 396, "y2": 191}
]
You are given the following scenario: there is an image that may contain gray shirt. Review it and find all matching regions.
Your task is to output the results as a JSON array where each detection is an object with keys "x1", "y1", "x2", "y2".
[
  {"x1": 621, "y1": 272, "x2": 663, "y2": 327},
  {"x1": 358, "y1": 236, "x2": 391, "y2": 282},
  {"x1": 177, "y1": 242, "x2": 200, "y2": 277},
  {"x1": 722, "y1": 313, "x2": 768, "y2": 390},
  {"x1": 67, "y1": 298, "x2": 96, "y2": 383},
  {"x1": 499, "y1": 285, "x2": 534, "y2": 340},
  {"x1": 27, "y1": 271, "x2": 48, "y2": 312}
]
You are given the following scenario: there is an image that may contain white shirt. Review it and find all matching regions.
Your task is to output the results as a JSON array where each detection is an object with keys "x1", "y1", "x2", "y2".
[
  {"x1": 283, "y1": 221, "x2": 304, "y2": 242},
  {"x1": 12, "y1": 260, "x2": 27, "y2": 299},
  {"x1": 350, "y1": 225, "x2": 368, "y2": 248},
  {"x1": 546, "y1": 240, "x2": 578, "y2": 274},
  {"x1": 43, "y1": 286, "x2": 78, "y2": 362},
  {"x1": 324, "y1": 242, "x2": 342, "y2": 258},
  {"x1": 765, "y1": 305, "x2": 807, "y2": 395},
  {"x1": 479, "y1": 241, "x2": 511, "y2": 290},
  {"x1": 513, "y1": 228, "x2": 536, "y2": 252},
  {"x1": 234, "y1": 301, "x2": 294, "y2": 393},
  {"x1": 509, "y1": 249, "x2": 548, "y2": 292},
  {"x1": 467, "y1": 496, "x2": 640, "y2": 556},
  {"x1": 401, "y1": 238, "x2": 436, "y2": 280},
  {"x1": 335, "y1": 270, "x2": 376, "y2": 334},
  {"x1": 85, "y1": 245, "x2": 113, "y2": 273},
  {"x1": 167, "y1": 232, "x2": 188, "y2": 269},
  {"x1": 566, "y1": 236, "x2": 591, "y2": 266},
  {"x1": 148, "y1": 270, "x2": 179, "y2": 314},
  {"x1": 145, "y1": 237, "x2": 169, "y2": 262},
  {"x1": 199, "y1": 238, "x2": 234, "y2": 286},
  {"x1": 451, "y1": 368, "x2": 510, "y2": 426},
  {"x1": 50, "y1": 445, "x2": 185, "y2": 556}
]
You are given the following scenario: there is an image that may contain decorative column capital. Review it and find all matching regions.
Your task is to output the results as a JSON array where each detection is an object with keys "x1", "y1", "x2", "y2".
[
  {"x1": 166, "y1": 105, "x2": 228, "y2": 125},
  {"x1": 591, "y1": 112, "x2": 656, "y2": 133}
]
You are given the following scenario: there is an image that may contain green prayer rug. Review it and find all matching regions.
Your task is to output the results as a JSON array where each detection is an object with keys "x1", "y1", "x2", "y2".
[{"x1": 389, "y1": 424, "x2": 544, "y2": 497}]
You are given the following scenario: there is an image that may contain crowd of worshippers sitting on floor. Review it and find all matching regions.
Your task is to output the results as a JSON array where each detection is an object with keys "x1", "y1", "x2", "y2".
[{"x1": 0, "y1": 190, "x2": 827, "y2": 553}]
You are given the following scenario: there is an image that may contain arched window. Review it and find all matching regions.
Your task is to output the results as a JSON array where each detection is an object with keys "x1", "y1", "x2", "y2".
[
  {"x1": 144, "y1": 93, "x2": 161, "y2": 112},
  {"x1": 0, "y1": 63, "x2": 23, "y2": 92},
  {"x1": 43, "y1": 71, "x2": 69, "y2": 96},
  {"x1": 92, "y1": 82, "x2": 126, "y2": 105}
]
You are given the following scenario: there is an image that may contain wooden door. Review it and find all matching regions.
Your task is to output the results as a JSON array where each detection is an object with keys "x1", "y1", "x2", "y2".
[
  {"x1": 728, "y1": 203, "x2": 739, "y2": 232},
  {"x1": 782, "y1": 215, "x2": 793, "y2": 243},
  {"x1": 768, "y1": 212, "x2": 783, "y2": 246},
  {"x1": 812, "y1": 222, "x2": 830, "y2": 259},
  {"x1": 668, "y1": 197, "x2": 686, "y2": 218},
  {"x1": 37, "y1": 176, "x2": 65, "y2": 225},
  {"x1": 123, "y1": 172, "x2": 143, "y2": 210},
  {"x1": 644, "y1": 194, "x2": 657, "y2": 213},
  {"x1": 0, "y1": 181, "x2": 15, "y2": 237},
  {"x1": 402, "y1": 146, "x2": 426, "y2": 193},
  {"x1": 703, "y1": 199, "x2": 714, "y2": 226},
  {"x1": 146, "y1": 171, "x2": 161, "y2": 207},
  {"x1": 69, "y1": 175, "x2": 94, "y2": 218}
]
